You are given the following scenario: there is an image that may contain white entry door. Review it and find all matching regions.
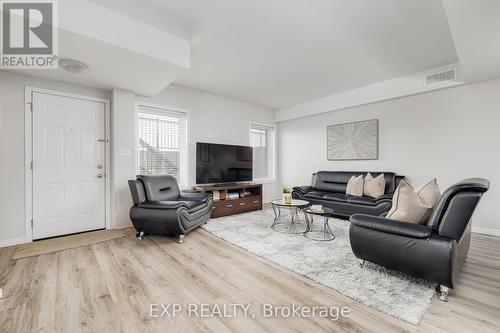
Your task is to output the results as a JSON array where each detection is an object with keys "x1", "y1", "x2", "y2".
[{"x1": 32, "y1": 92, "x2": 106, "y2": 239}]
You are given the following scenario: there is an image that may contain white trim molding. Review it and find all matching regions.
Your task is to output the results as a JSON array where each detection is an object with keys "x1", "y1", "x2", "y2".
[
  {"x1": 0, "y1": 237, "x2": 27, "y2": 248},
  {"x1": 472, "y1": 227, "x2": 500, "y2": 237}
]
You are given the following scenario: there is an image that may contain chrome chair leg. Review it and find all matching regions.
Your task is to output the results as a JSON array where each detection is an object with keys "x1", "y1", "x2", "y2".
[
  {"x1": 359, "y1": 260, "x2": 365, "y2": 268},
  {"x1": 438, "y1": 285, "x2": 449, "y2": 302},
  {"x1": 178, "y1": 234, "x2": 185, "y2": 244},
  {"x1": 136, "y1": 231, "x2": 144, "y2": 240}
]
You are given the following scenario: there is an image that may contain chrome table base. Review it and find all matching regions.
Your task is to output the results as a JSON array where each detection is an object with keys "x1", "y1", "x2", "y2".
[
  {"x1": 271, "y1": 204, "x2": 308, "y2": 234},
  {"x1": 271, "y1": 202, "x2": 335, "y2": 241},
  {"x1": 303, "y1": 211, "x2": 335, "y2": 241}
]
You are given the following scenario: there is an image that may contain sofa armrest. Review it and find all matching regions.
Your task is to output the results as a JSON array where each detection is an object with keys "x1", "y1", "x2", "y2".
[
  {"x1": 138, "y1": 201, "x2": 188, "y2": 210},
  {"x1": 292, "y1": 186, "x2": 315, "y2": 195},
  {"x1": 179, "y1": 192, "x2": 212, "y2": 202},
  {"x1": 350, "y1": 214, "x2": 432, "y2": 239}
]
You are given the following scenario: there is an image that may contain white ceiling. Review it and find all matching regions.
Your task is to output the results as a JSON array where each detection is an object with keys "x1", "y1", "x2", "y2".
[
  {"x1": 92, "y1": 0, "x2": 458, "y2": 109},
  {"x1": 2, "y1": 0, "x2": 190, "y2": 96},
  {"x1": 7, "y1": 29, "x2": 187, "y2": 96},
  {"x1": 442, "y1": 0, "x2": 500, "y2": 83}
]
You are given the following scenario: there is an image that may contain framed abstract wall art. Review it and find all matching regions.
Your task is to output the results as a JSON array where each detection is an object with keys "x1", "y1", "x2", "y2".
[{"x1": 327, "y1": 119, "x2": 378, "y2": 160}]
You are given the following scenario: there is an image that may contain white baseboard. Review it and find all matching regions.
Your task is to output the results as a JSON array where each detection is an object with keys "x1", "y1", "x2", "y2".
[
  {"x1": 0, "y1": 237, "x2": 27, "y2": 248},
  {"x1": 472, "y1": 227, "x2": 500, "y2": 237}
]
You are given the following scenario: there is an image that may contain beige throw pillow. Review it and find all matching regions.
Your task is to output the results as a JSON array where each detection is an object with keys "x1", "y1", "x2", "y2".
[
  {"x1": 346, "y1": 175, "x2": 364, "y2": 197},
  {"x1": 387, "y1": 179, "x2": 441, "y2": 224},
  {"x1": 364, "y1": 173, "x2": 385, "y2": 199},
  {"x1": 414, "y1": 178, "x2": 441, "y2": 208}
]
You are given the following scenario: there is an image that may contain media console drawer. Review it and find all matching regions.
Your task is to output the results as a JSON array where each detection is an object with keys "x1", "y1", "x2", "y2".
[
  {"x1": 196, "y1": 183, "x2": 263, "y2": 218},
  {"x1": 211, "y1": 196, "x2": 262, "y2": 217},
  {"x1": 236, "y1": 196, "x2": 262, "y2": 211}
]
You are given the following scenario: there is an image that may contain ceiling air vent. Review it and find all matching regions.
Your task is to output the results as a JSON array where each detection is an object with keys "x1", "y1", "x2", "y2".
[{"x1": 424, "y1": 69, "x2": 456, "y2": 86}]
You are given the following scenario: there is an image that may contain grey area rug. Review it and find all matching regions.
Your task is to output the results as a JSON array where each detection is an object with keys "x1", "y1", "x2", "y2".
[{"x1": 202, "y1": 209, "x2": 434, "y2": 325}]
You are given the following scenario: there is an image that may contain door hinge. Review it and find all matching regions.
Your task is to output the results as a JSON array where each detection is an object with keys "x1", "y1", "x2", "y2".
[
  {"x1": 26, "y1": 101, "x2": 33, "y2": 112},
  {"x1": 30, "y1": 161, "x2": 33, "y2": 170},
  {"x1": 30, "y1": 219, "x2": 33, "y2": 229}
]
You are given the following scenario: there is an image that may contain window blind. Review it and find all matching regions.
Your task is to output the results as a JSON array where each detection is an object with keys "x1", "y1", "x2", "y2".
[
  {"x1": 250, "y1": 123, "x2": 275, "y2": 180},
  {"x1": 137, "y1": 106, "x2": 188, "y2": 188}
]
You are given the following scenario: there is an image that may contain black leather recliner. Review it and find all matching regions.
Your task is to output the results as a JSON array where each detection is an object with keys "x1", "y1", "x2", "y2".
[
  {"x1": 349, "y1": 178, "x2": 490, "y2": 301},
  {"x1": 128, "y1": 175, "x2": 213, "y2": 243},
  {"x1": 293, "y1": 171, "x2": 405, "y2": 217}
]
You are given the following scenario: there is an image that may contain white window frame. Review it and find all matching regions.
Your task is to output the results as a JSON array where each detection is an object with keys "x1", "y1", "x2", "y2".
[
  {"x1": 249, "y1": 122, "x2": 276, "y2": 183},
  {"x1": 136, "y1": 103, "x2": 190, "y2": 189}
]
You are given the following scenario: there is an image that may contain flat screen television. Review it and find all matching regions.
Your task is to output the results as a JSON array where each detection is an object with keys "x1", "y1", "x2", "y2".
[{"x1": 196, "y1": 142, "x2": 253, "y2": 185}]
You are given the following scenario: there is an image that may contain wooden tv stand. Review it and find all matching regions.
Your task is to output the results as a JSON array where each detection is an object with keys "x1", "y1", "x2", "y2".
[{"x1": 195, "y1": 183, "x2": 263, "y2": 218}]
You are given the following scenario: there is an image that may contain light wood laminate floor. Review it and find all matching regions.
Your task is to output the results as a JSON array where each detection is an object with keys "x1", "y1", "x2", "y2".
[{"x1": 0, "y1": 229, "x2": 499, "y2": 332}]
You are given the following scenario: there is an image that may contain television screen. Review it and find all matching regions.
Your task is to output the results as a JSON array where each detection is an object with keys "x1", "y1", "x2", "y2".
[{"x1": 196, "y1": 142, "x2": 253, "y2": 184}]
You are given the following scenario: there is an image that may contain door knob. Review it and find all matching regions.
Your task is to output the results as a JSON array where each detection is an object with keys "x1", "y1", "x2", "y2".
[{"x1": 96, "y1": 173, "x2": 103, "y2": 179}]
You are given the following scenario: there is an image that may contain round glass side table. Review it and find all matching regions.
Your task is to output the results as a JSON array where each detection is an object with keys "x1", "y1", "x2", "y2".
[
  {"x1": 303, "y1": 207, "x2": 335, "y2": 241},
  {"x1": 271, "y1": 199, "x2": 310, "y2": 234}
]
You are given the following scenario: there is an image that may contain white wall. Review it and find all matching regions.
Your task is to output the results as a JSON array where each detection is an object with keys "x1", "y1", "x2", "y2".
[
  {"x1": 278, "y1": 78, "x2": 500, "y2": 235},
  {"x1": 0, "y1": 72, "x2": 279, "y2": 245},
  {"x1": 0, "y1": 71, "x2": 110, "y2": 246},
  {"x1": 137, "y1": 85, "x2": 280, "y2": 203},
  {"x1": 111, "y1": 89, "x2": 137, "y2": 228}
]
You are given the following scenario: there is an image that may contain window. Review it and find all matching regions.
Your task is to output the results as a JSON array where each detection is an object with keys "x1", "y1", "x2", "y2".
[
  {"x1": 138, "y1": 105, "x2": 188, "y2": 187},
  {"x1": 250, "y1": 123, "x2": 276, "y2": 181}
]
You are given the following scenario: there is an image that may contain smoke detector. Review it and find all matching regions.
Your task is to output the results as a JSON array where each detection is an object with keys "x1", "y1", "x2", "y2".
[{"x1": 58, "y1": 58, "x2": 89, "y2": 74}]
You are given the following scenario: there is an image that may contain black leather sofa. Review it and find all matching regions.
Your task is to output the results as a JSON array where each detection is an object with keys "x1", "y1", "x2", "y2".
[
  {"x1": 292, "y1": 171, "x2": 405, "y2": 217},
  {"x1": 349, "y1": 178, "x2": 490, "y2": 301},
  {"x1": 128, "y1": 175, "x2": 213, "y2": 243}
]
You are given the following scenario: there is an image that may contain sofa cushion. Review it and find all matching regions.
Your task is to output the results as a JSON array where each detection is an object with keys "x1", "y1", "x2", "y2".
[
  {"x1": 323, "y1": 193, "x2": 349, "y2": 202},
  {"x1": 137, "y1": 175, "x2": 181, "y2": 201},
  {"x1": 316, "y1": 199, "x2": 393, "y2": 217},
  {"x1": 347, "y1": 196, "x2": 378, "y2": 206},
  {"x1": 304, "y1": 191, "x2": 330, "y2": 199},
  {"x1": 314, "y1": 181, "x2": 347, "y2": 193}
]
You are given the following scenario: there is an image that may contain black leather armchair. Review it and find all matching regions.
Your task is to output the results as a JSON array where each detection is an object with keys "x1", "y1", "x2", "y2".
[
  {"x1": 128, "y1": 175, "x2": 213, "y2": 243},
  {"x1": 349, "y1": 178, "x2": 490, "y2": 301}
]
